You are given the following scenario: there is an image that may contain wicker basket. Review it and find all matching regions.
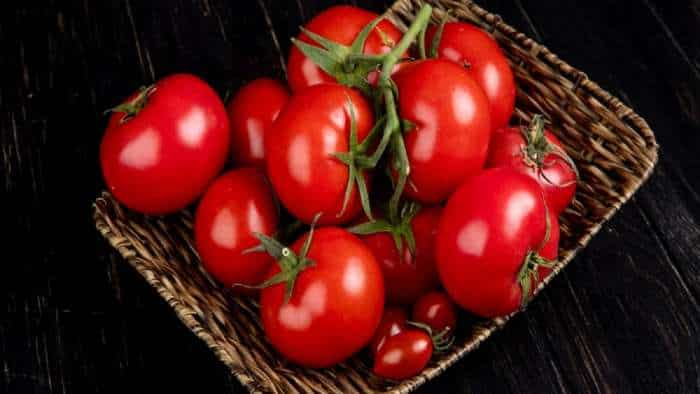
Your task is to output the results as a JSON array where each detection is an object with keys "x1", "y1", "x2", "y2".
[{"x1": 92, "y1": 0, "x2": 659, "y2": 392}]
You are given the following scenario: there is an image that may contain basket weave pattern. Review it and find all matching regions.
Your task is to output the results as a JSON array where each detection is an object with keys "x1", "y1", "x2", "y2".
[{"x1": 93, "y1": 1, "x2": 658, "y2": 392}]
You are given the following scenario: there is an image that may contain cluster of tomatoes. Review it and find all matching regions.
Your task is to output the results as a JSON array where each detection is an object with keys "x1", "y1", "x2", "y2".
[{"x1": 99, "y1": 4, "x2": 577, "y2": 380}]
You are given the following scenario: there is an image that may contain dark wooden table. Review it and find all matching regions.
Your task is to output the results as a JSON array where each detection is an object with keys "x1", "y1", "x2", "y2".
[{"x1": 2, "y1": 0, "x2": 699, "y2": 393}]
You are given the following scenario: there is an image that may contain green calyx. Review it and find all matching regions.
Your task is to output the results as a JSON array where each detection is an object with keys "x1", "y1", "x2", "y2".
[
  {"x1": 520, "y1": 115, "x2": 580, "y2": 186},
  {"x1": 348, "y1": 201, "x2": 420, "y2": 256},
  {"x1": 406, "y1": 321, "x2": 455, "y2": 354},
  {"x1": 243, "y1": 215, "x2": 320, "y2": 303},
  {"x1": 293, "y1": 16, "x2": 388, "y2": 96},
  {"x1": 297, "y1": 5, "x2": 434, "y2": 220},
  {"x1": 516, "y1": 251, "x2": 557, "y2": 308},
  {"x1": 106, "y1": 85, "x2": 156, "y2": 122}
]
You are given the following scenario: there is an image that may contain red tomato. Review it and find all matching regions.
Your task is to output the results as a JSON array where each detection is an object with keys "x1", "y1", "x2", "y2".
[
  {"x1": 436, "y1": 167, "x2": 551, "y2": 317},
  {"x1": 373, "y1": 329, "x2": 432, "y2": 380},
  {"x1": 194, "y1": 168, "x2": 279, "y2": 292},
  {"x1": 412, "y1": 291, "x2": 457, "y2": 335},
  {"x1": 369, "y1": 307, "x2": 408, "y2": 357},
  {"x1": 359, "y1": 206, "x2": 442, "y2": 305},
  {"x1": 100, "y1": 74, "x2": 229, "y2": 214},
  {"x1": 266, "y1": 84, "x2": 373, "y2": 225},
  {"x1": 287, "y1": 5, "x2": 403, "y2": 91},
  {"x1": 487, "y1": 124, "x2": 577, "y2": 214},
  {"x1": 393, "y1": 59, "x2": 491, "y2": 203},
  {"x1": 226, "y1": 78, "x2": 289, "y2": 167},
  {"x1": 261, "y1": 227, "x2": 384, "y2": 368},
  {"x1": 426, "y1": 22, "x2": 515, "y2": 131}
]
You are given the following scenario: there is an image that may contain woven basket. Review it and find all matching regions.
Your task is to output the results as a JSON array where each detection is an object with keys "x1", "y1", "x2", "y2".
[{"x1": 92, "y1": 0, "x2": 659, "y2": 392}]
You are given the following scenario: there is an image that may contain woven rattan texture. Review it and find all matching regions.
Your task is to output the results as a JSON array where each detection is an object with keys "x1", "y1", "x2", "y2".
[{"x1": 93, "y1": 0, "x2": 658, "y2": 392}]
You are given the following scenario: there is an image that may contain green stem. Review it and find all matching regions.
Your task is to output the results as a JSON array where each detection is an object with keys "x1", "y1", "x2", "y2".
[
  {"x1": 378, "y1": 5, "x2": 432, "y2": 82},
  {"x1": 418, "y1": 24, "x2": 428, "y2": 59}
]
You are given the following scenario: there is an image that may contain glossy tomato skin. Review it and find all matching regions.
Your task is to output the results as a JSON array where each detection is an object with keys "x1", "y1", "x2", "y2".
[
  {"x1": 260, "y1": 228, "x2": 384, "y2": 368},
  {"x1": 393, "y1": 59, "x2": 491, "y2": 204},
  {"x1": 194, "y1": 168, "x2": 279, "y2": 292},
  {"x1": 436, "y1": 168, "x2": 549, "y2": 317},
  {"x1": 359, "y1": 206, "x2": 442, "y2": 305},
  {"x1": 287, "y1": 5, "x2": 403, "y2": 91},
  {"x1": 100, "y1": 74, "x2": 230, "y2": 214},
  {"x1": 412, "y1": 291, "x2": 457, "y2": 335},
  {"x1": 266, "y1": 84, "x2": 373, "y2": 225},
  {"x1": 369, "y1": 307, "x2": 408, "y2": 357},
  {"x1": 373, "y1": 329, "x2": 433, "y2": 380},
  {"x1": 426, "y1": 22, "x2": 515, "y2": 131},
  {"x1": 227, "y1": 78, "x2": 289, "y2": 167},
  {"x1": 487, "y1": 127, "x2": 576, "y2": 214}
]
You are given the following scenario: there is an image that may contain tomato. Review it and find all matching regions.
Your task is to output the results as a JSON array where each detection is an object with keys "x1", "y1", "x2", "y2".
[
  {"x1": 194, "y1": 168, "x2": 279, "y2": 292},
  {"x1": 260, "y1": 227, "x2": 384, "y2": 368},
  {"x1": 287, "y1": 5, "x2": 403, "y2": 92},
  {"x1": 266, "y1": 84, "x2": 373, "y2": 225},
  {"x1": 369, "y1": 307, "x2": 408, "y2": 357},
  {"x1": 373, "y1": 329, "x2": 432, "y2": 380},
  {"x1": 358, "y1": 206, "x2": 442, "y2": 305},
  {"x1": 436, "y1": 167, "x2": 551, "y2": 317},
  {"x1": 487, "y1": 120, "x2": 577, "y2": 214},
  {"x1": 412, "y1": 291, "x2": 457, "y2": 335},
  {"x1": 426, "y1": 22, "x2": 515, "y2": 131},
  {"x1": 100, "y1": 74, "x2": 229, "y2": 214},
  {"x1": 226, "y1": 78, "x2": 289, "y2": 167},
  {"x1": 393, "y1": 59, "x2": 491, "y2": 203}
]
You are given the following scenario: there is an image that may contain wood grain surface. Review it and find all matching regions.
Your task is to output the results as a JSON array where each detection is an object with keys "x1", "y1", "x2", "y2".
[{"x1": 1, "y1": 0, "x2": 699, "y2": 393}]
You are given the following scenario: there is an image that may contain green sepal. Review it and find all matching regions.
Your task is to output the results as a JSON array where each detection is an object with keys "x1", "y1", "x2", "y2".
[
  {"x1": 429, "y1": 10, "x2": 451, "y2": 58},
  {"x1": 406, "y1": 321, "x2": 455, "y2": 354},
  {"x1": 517, "y1": 250, "x2": 558, "y2": 308}
]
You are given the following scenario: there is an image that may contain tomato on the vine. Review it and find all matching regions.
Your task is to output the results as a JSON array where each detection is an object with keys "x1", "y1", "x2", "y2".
[
  {"x1": 426, "y1": 22, "x2": 515, "y2": 131},
  {"x1": 487, "y1": 116, "x2": 577, "y2": 214},
  {"x1": 287, "y1": 5, "x2": 403, "y2": 92},
  {"x1": 392, "y1": 59, "x2": 491, "y2": 204},
  {"x1": 436, "y1": 167, "x2": 554, "y2": 317},
  {"x1": 259, "y1": 227, "x2": 384, "y2": 368},
  {"x1": 265, "y1": 83, "x2": 374, "y2": 225},
  {"x1": 357, "y1": 206, "x2": 442, "y2": 305},
  {"x1": 100, "y1": 73, "x2": 229, "y2": 214},
  {"x1": 194, "y1": 168, "x2": 279, "y2": 292},
  {"x1": 227, "y1": 78, "x2": 289, "y2": 167},
  {"x1": 369, "y1": 307, "x2": 408, "y2": 357},
  {"x1": 373, "y1": 329, "x2": 433, "y2": 380},
  {"x1": 412, "y1": 291, "x2": 457, "y2": 335}
]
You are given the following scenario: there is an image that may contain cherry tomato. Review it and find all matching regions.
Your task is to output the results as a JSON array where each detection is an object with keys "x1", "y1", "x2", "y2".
[
  {"x1": 412, "y1": 291, "x2": 457, "y2": 335},
  {"x1": 369, "y1": 307, "x2": 408, "y2": 357},
  {"x1": 426, "y1": 22, "x2": 515, "y2": 131},
  {"x1": 487, "y1": 123, "x2": 577, "y2": 214},
  {"x1": 393, "y1": 59, "x2": 491, "y2": 203},
  {"x1": 359, "y1": 206, "x2": 442, "y2": 305},
  {"x1": 194, "y1": 168, "x2": 279, "y2": 292},
  {"x1": 261, "y1": 227, "x2": 384, "y2": 368},
  {"x1": 226, "y1": 78, "x2": 289, "y2": 167},
  {"x1": 373, "y1": 329, "x2": 432, "y2": 380},
  {"x1": 287, "y1": 5, "x2": 403, "y2": 92},
  {"x1": 266, "y1": 84, "x2": 373, "y2": 225},
  {"x1": 100, "y1": 74, "x2": 230, "y2": 214},
  {"x1": 436, "y1": 167, "x2": 551, "y2": 317}
]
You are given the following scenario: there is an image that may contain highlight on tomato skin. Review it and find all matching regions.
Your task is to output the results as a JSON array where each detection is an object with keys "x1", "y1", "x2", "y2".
[
  {"x1": 373, "y1": 329, "x2": 433, "y2": 380},
  {"x1": 369, "y1": 307, "x2": 408, "y2": 357},
  {"x1": 226, "y1": 78, "x2": 289, "y2": 168},
  {"x1": 412, "y1": 291, "x2": 457, "y2": 336}
]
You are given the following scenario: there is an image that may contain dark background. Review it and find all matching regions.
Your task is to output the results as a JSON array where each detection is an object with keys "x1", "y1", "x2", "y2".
[{"x1": 2, "y1": 0, "x2": 700, "y2": 393}]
